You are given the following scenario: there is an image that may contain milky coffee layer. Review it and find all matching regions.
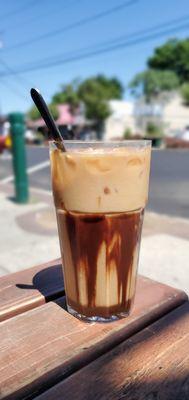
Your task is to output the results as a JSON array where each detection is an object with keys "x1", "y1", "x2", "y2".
[{"x1": 50, "y1": 146, "x2": 151, "y2": 213}]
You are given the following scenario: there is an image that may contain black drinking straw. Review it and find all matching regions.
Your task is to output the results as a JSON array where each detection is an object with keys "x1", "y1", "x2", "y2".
[{"x1": 30, "y1": 88, "x2": 66, "y2": 152}]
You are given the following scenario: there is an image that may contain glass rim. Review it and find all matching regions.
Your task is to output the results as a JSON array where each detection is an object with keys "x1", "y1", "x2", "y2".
[{"x1": 49, "y1": 139, "x2": 151, "y2": 147}]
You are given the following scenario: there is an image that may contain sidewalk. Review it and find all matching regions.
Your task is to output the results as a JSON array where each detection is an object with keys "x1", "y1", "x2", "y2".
[{"x1": 0, "y1": 186, "x2": 189, "y2": 294}]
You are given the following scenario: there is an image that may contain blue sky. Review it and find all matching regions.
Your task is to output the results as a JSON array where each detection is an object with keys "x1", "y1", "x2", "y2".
[{"x1": 0, "y1": 0, "x2": 189, "y2": 114}]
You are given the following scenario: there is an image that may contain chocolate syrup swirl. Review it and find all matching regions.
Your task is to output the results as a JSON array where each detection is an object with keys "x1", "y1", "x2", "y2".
[{"x1": 57, "y1": 209, "x2": 144, "y2": 318}]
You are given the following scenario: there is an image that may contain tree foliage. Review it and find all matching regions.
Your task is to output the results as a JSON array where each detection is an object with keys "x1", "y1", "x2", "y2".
[
  {"x1": 52, "y1": 80, "x2": 80, "y2": 110},
  {"x1": 28, "y1": 104, "x2": 58, "y2": 121},
  {"x1": 78, "y1": 75, "x2": 123, "y2": 124},
  {"x1": 129, "y1": 69, "x2": 179, "y2": 100},
  {"x1": 28, "y1": 75, "x2": 123, "y2": 130},
  {"x1": 51, "y1": 75, "x2": 123, "y2": 129},
  {"x1": 180, "y1": 83, "x2": 189, "y2": 106},
  {"x1": 145, "y1": 121, "x2": 163, "y2": 137},
  {"x1": 148, "y1": 39, "x2": 189, "y2": 83},
  {"x1": 27, "y1": 105, "x2": 40, "y2": 121},
  {"x1": 86, "y1": 75, "x2": 123, "y2": 99},
  {"x1": 123, "y1": 128, "x2": 132, "y2": 139}
]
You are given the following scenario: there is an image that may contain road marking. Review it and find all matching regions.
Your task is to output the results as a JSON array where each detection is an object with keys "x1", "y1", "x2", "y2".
[
  {"x1": 0, "y1": 153, "x2": 12, "y2": 160},
  {"x1": 26, "y1": 160, "x2": 50, "y2": 174},
  {"x1": 0, "y1": 176, "x2": 14, "y2": 183},
  {"x1": 0, "y1": 160, "x2": 50, "y2": 183},
  {"x1": 30, "y1": 186, "x2": 52, "y2": 196}
]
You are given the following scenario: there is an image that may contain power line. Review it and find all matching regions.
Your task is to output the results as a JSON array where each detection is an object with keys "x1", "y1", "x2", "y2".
[
  {"x1": 0, "y1": 0, "x2": 38, "y2": 21},
  {"x1": 21, "y1": 13, "x2": 189, "y2": 69},
  {"x1": 88, "y1": 13, "x2": 189, "y2": 49},
  {"x1": 0, "y1": 58, "x2": 50, "y2": 98},
  {"x1": 0, "y1": 58, "x2": 33, "y2": 88},
  {"x1": 3, "y1": 0, "x2": 82, "y2": 31},
  {"x1": 0, "y1": 78, "x2": 27, "y2": 101},
  {"x1": 1, "y1": 17, "x2": 189, "y2": 76},
  {"x1": 3, "y1": 0, "x2": 138, "y2": 52}
]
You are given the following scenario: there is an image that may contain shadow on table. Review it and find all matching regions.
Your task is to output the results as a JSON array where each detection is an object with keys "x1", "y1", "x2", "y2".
[
  {"x1": 12, "y1": 303, "x2": 189, "y2": 400},
  {"x1": 16, "y1": 262, "x2": 65, "y2": 303}
]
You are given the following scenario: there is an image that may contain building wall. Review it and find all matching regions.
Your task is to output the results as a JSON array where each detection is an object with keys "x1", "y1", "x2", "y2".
[
  {"x1": 133, "y1": 93, "x2": 189, "y2": 135},
  {"x1": 162, "y1": 93, "x2": 189, "y2": 134},
  {"x1": 104, "y1": 94, "x2": 189, "y2": 139},
  {"x1": 104, "y1": 100, "x2": 136, "y2": 140}
]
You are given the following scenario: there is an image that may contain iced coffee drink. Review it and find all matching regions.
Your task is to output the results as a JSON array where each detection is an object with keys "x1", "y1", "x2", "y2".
[{"x1": 50, "y1": 141, "x2": 151, "y2": 321}]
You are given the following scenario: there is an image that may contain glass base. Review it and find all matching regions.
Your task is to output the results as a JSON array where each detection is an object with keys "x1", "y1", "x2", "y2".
[{"x1": 67, "y1": 304, "x2": 130, "y2": 323}]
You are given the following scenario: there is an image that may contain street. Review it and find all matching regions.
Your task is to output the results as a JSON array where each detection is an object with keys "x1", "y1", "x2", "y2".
[{"x1": 0, "y1": 146, "x2": 189, "y2": 219}]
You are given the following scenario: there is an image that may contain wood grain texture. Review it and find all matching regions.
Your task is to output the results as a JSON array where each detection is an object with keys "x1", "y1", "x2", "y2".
[
  {"x1": 0, "y1": 258, "x2": 63, "y2": 322},
  {"x1": 36, "y1": 302, "x2": 189, "y2": 400},
  {"x1": 0, "y1": 276, "x2": 187, "y2": 400}
]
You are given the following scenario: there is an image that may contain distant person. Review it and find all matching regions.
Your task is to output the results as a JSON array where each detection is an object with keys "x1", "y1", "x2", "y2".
[{"x1": 182, "y1": 126, "x2": 189, "y2": 141}]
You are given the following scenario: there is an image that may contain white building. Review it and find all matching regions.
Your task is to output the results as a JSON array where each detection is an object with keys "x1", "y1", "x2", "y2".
[
  {"x1": 105, "y1": 100, "x2": 136, "y2": 140},
  {"x1": 163, "y1": 92, "x2": 189, "y2": 135},
  {"x1": 104, "y1": 93, "x2": 189, "y2": 140},
  {"x1": 134, "y1": 92, "x2": 189, "y2": 136}
]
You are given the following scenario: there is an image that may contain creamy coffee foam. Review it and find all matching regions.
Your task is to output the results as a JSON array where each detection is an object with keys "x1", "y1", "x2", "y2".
[{"x1": 50, "y1": 145, "x2": 151, "y2": 213}]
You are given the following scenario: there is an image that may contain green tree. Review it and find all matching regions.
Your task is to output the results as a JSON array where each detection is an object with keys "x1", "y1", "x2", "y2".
[
  {"x1": 129, "y1": 69, "x2": 179, "y2": 101},
  {"x1": 148, "y1": 39, "x2": 189, "y2": 83},
  {"x1": 28, "y1": 104, "x2": 58, "y2": 121},
  {"x1": 90, "y1": 75, "x2": 123, "y2": 99},
  {"x1": 78, "y1": 75, "x2": 123, "y2": 138},
  {"x1": 48, "y1": 75, "x2": 123, "y2": 138},
  {"x1": 145, "y1": 121, "x2": 163, "y2": 137},
  {"x1": 27, "y1": 105, "x2": 40, "y2": 121},
  {"x1": 180, "y1": 83, "x2": 189, "y2": 105},
  {"x1": 123, "y1": 128, "x2": 132, "y2": 139},
  {"x1": 52, "y1": 80, "x2": 80, "y2": 111}
]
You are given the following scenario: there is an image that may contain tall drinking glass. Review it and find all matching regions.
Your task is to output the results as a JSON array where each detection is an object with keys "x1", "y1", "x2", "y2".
[{"x1": 49, "y1": 141, "x2": 151, "y2": 322}]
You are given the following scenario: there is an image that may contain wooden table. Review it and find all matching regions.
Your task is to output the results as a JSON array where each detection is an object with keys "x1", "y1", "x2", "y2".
[{"x1": 0, "y1": 259, "x2": 189, "y2": 400}]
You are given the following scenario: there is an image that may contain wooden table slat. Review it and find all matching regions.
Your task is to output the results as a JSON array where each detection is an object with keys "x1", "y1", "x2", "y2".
[
  {"x1": 0, "y1": 276, "x2": 187, "y2": 400},
  {"x1": 37, "y1": 302, "x2": 189, "y2": 400},
  {"x1": 0, "y1": 258, "x2": 63, "y2": 322}
]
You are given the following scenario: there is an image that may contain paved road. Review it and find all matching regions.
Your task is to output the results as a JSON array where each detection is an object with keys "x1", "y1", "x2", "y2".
[
  {"x1": 148, "y1": 149, "x2": 189, "y2": 218},
  {"x1": 0, "y1": 147, "x2": 189, "y2": 219}
]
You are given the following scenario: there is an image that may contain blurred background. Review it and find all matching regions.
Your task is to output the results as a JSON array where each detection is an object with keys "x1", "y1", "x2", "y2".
[{"x1": 0, "y1": 0, "x2": 189, "y2": 293}]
